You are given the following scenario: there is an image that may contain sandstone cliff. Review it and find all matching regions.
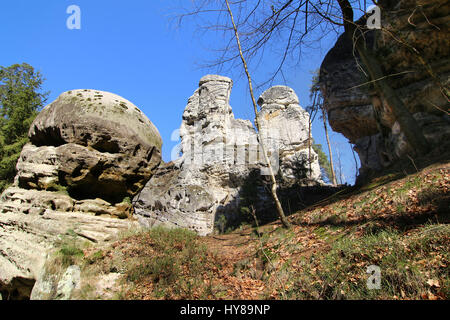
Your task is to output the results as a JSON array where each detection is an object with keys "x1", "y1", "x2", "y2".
[
  {"x1": 134, "y1": 75, "x2": 321, "y2": 236},
  {"x1": 0, "y1": 77, "x2": 324, "y2": 299},
  {"x1": 320, "y1": 0, "x2": 450, "y2": 180},
  {"x1": 0, "y1": 90, "x2": 162, "y2": 299}
]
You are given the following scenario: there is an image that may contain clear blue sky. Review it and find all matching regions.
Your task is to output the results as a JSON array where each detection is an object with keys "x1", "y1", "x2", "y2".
[{"x1": 1, "y1": 0, "x2": 360, "y2": 184}]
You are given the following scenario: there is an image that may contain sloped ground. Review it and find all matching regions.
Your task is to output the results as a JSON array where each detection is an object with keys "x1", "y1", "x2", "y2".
[{"x1": 41, "y1": 162, "x2": 449, "y2": 300}]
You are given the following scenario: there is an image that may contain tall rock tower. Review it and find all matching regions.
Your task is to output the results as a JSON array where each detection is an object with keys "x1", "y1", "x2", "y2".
[{"x1": 134, "y1": 75, "x2": 322, "y2": 235}]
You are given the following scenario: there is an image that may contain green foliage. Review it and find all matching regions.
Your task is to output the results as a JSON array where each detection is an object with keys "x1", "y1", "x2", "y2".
[
  {"x1": 122, "y1": 196, "x2": 131, "y2": 204},
  {"x1": 0, "y1": 63, "x2": 48, "y2": 192},
  {"x1": 312, "y1": 143, "x2": 333, "y2": 183},
  {"x1": 59, "y1": 244, "x2": 84, "y2": 267},
  {"x1": 239, "y1": 169, "x2": 260, "y2": 215},
  {"x1": 50, "y1": 232, "x2": 87, "y2": 269},
  {"x1": 215, "y1": 214, "x2": 228, "y2": 234},
  {"x1": 286, "y1": 224, "x2": 449, "y2": 299},
  {"x1": 0, "y1": 136, "x2": 27, "y2": 191},
  {"x1": 289, "y1": 153, "x2": 311, "y2": 181},
  {"x1": 125, "y1": 227, "x2": 211, "y2": 299},
  {"x1": 85, "y1": 250, "x2": 104, "y2": 265},
  {"x1": 257, "y1": 247, "x2": 278, "y2": 265},
  {"x1": 47, "y1": 183, "x2": 69, "y2": 195},
  {"x1": 127, "y1": 254, "x2": 178, "y2": 284},
  {"x1": 146, "y1": 226, "x2": 198, "y2": 251}
]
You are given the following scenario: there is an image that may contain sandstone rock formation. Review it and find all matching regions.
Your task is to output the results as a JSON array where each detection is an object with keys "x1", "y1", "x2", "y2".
[
  {"x1": 320, "y1": 0, "x2": 450, "y2": 179},
  {"x1": 0, "y1": 90, "x2": 161, "y2": 299},
  {"x1": 258, "y1": 86, "x2": 321, "y2": 181},
  {"x1": 30, "y1": 265, "x2": 82, "y2": 300},
  {"x1": 23, "y1": 89, "x2": 162, "y2": 201},
  {"x1": 134, "y1": 75, "x2": 321, "y2": 236}
]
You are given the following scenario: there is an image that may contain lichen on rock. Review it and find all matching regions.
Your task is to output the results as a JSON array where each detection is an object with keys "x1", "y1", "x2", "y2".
[{"x1": 0, "y1": 89, "x2": 162, "y2": 299}]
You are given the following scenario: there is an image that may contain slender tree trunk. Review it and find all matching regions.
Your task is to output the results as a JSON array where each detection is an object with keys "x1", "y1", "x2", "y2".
[
  {"x1": 337, "y1": 0, "x2": 429, "y2": 156},
  {"x1": 336, "y1": 147, "x2": 345, "y2": 185},
  {"x1": 308, "y1": 92, "x2": 318, "y2": 179},
  {"x1": 350, "y1": 141, "x2": 359, "y2": 182},
  {"x1": 322, "y1": 108, "x2": 337, "y2": 186},
  {"x1": 308, "y1": 115, "x2": 312, "y2": 178},
  {"x1": 225, "y1": 0, "x2": 291, "y2": 228}
]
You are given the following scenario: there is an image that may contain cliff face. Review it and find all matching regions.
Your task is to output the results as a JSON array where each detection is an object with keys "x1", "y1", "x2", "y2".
[
  {"x1": 320, "y1": 0, "x2": 450, "y2": 179},
  {"x1": 0, "y1": 77, "x2": 322, "y2": 298},
  {"x1": 134, "y1": 75, "x2": 322, "y2": 236},
  {"x1": 0, "y1": 90, "x2": 161, "y2": 299}
]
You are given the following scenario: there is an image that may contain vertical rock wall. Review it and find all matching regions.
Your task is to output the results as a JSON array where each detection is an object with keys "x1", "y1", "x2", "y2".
[
  {"x1": 134, "y1": 75, "x2": 322, "y2": 236},
  {"x1": 319, "y1": 0, "x2": 450, "y2": 179}
]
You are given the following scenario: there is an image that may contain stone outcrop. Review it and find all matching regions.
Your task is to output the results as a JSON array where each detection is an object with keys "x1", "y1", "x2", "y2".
[
  {"x1": 134, "y1": 75, "x2": 321, "y2": 236},
  {"x1": 0, "y1": 90, "x2": 161, "y2": 299},
  {"x1": 319, "y1": 0, "x2": 450, "y2": 179},
  {"x1": 30, "y1": 265, "x2": 82, "y2": 300},
  {"x1": 258, "y1": 86, "x2": 321, "y2": 181},
  {"x1": 21, "y1": 89, "x2": 162, "y2": 202}
]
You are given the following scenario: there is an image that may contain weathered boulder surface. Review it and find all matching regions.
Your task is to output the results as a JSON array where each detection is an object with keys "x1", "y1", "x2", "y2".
[
  {"x1": 0, "y1": 188, "x2": 138, "y2": 300},
  {"x1": 0, "y1": 90, "x2": 161, "y2": 299},
  {"x1": 134, "y1": 75, "x2": 321, "y2": 236},
  {"x1": 320, "y1": 0, "x2": 450, "y2": 179},
  {"x1": 258, "y1": 86, "x2": 321, "y2": 181},
  {"x1": 30, "y1": 264, "x2": 82, "y2": 300},
  {"x1": 22, "y1": 89, "x2": 162, "y2": 202},
  {"x1": 135, "y1": 76, "x2": 255, "y2": 235}
]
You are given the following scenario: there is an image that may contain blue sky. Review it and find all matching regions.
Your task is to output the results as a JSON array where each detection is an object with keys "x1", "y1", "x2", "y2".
[{"x1": 1, "y1": 0, "x2": 360, "y2": 184}]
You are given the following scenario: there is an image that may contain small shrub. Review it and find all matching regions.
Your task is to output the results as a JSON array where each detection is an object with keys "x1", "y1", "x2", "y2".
[
  {"x1": 58, "y1": 243, "x2": 84, "y2": 267},
  {"x1": 47, "y1": 183, "x2": 69, "y2": 195},
  {"x1": 286, "y1": 224, "x2": 449, "y2": 299},
  {"x1": 215, "y1": 214, "x2": 227, "y2": 234},
  {"x1": 123, "y1": 227, "x2": 212, "y2": 299},
  {"x1": 86, "y1": 250, "x2": 104, "y2": 264},
  {"x1": 122, "y1": 196, "x2": 131, "y2": 204}
]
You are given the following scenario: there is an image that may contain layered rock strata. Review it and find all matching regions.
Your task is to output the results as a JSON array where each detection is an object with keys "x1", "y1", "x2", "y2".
[
  {"x1": 0, "y1": 90, "x2": 162, "y2": 299},
  {"x1": 319, "y1": 0, "x2": 450, "y2": 178},
  {"x1": 134, "y1": 75, "x2": 321, "y2": 236}
]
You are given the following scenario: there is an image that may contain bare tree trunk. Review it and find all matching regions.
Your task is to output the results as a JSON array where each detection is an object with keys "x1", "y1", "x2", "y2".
[
  {"x1": 322, "y1": 108, "x2": 337, "y2": 186},
  {"x1": 349, "y1": 141, "x2": 359, "y2": 182},
  {"x1": 225, "y1": 0, "x2": 291, "y2": 228},
  {"x1": 335, "y1": 146, "x2": 345, "y2": 185},
  {"x1": 337, "y1": 0, "x2": 429, "y2": 156},
  {"x1": 308, "y1": 112, "x2": 313, "y2": 178},
  {"x1": 307, "y1": 91, "x2": 318, "y2": 180}
]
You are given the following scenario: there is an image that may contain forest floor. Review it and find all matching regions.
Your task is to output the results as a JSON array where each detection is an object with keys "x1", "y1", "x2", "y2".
[{"x1": 58, "y1": 161, "x2": 449, "y2": 300}]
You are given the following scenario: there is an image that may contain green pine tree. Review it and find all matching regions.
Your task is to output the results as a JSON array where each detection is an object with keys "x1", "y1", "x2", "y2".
[
  {"x1": 312, "y1": 143, "x2": 333, "y2": 184},
  {"x1": 0, "y1": 63, "x2": 49, "y2": 192}
]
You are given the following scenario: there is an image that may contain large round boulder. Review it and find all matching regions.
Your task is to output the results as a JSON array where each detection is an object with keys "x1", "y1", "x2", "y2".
[{"x1": 21, "y1": 89, "x2": 162, "y2": 203}]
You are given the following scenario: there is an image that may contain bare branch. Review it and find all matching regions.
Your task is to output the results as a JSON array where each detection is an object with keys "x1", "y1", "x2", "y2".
[{"x1": 224, "y1": 0, "x2": 291, "y2": 229}]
